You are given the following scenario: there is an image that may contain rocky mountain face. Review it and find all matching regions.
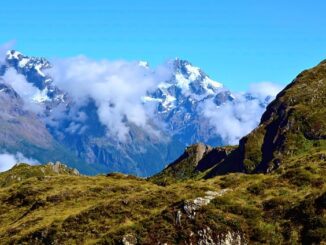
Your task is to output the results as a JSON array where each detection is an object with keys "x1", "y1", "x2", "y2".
[
  {"x1": 144, "y1": 59, "x2": 233, "y2": 146},
  {"x1": 151, "y1": 144, "x2": 236, "y2": 185},
  {"x1": 0, "y1": 51, "x2": 271, "y2": 176},
  {"x1": 0, "y1": 80, "x2": 97, "y2": 174},
  {"x1": 0, "y1": 51, "x2": 186, "y2": 175}
]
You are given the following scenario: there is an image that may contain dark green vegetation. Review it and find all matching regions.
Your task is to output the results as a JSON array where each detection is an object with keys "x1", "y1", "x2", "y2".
[{"x1": 0, "y1": 60, "x2": 326, "y2": 244}]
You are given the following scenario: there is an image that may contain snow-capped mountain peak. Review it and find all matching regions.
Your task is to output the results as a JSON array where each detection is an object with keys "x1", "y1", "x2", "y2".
[
  {"x1": 144, "y1": 59, "x2": 227, "y2": 114},
  {"x1": 6, "y1": 50, "x2": 51, "y2": 78},
  {"x1": 3, "y1": 50, "x2": 66, "y2": 106},
  {"x1": 169, "y1": 59, "x2": 223, "y2": 95}
]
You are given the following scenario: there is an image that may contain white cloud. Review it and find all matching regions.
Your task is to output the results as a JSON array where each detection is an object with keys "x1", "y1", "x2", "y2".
[
  {"x1": 0, "y1": 41, "x2": 45, "y2": 114},
  {"x1": 248, "y1": 82, "x2": 282, "y2": 100},
  {"x1": 0, "y1": 41, "x2": 15, "y2": 64},
  {"x1": 0, "y1": 152, "x2": 39, "y2": 172},
  {"x1": 1, "y1": 68, "x2": 45, "y2": 113},
  {"x1": 202, "y1": 82, "x2": 283, "y2": 145},
  {"x1": 48, "y1": 56, "x2": 172, "y2": 141}
]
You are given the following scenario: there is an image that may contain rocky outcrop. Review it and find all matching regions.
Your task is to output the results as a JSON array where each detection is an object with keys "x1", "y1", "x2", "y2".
[
  {"x1": 183, "y1": 190, "x2": 229, "y2": 219},
  {"x1": 122, "y1": 233, "x2": 137, "y2": 245},
  {"x1": 197, "y1": 228, "x2": 245, "y2": 245},
  {"x1": 150, "y1": 144, "x2": 236, "y2": 184}
]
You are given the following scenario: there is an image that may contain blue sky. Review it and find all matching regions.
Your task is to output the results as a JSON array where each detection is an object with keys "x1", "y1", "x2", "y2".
[{"x1": 0, "y1": 0, "x2": 325, "y2": 91}]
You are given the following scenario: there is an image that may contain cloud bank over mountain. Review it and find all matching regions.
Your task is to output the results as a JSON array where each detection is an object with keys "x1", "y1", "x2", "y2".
[
  {"x1": 202, "y1": 82, "x2": 282, "y2": 144},
  {"x1": 2, "y1": 68, "x2": 45, "y2": 113},
  {"x1": 0, "y1": 42, "x2": 283, "y2": 146},
  {"x1": 48, "y1": 56, "x2": 172, "y2": 141}
]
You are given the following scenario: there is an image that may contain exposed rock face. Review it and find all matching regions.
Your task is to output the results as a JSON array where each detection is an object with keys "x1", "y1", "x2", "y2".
[
  {"x1": 150, "y1": 144, "x2": 236, "y2": 184},
  {"x1": 198, "y1": 226, "x2": 215, "y2": 245},
  {"x1": 122, "y1": 233, "x2": 137, "y2": 245},
  {"x1": 216, "y1": 231, "x2": 245, "y2": 245},
  {"x1": 47, "y1": 162, "x2": 80, "y2": 175},
  {"x1": 183, "y1": 190, "x2": 229, "y2": 219},
  {"x1": 0, "y1": 81, "x2": 54, "y2": 148},
  {"x1": 197, "y1": 228, "x2": 245, "y2": 245},
  {"x1": 157, "y1": 60, "x2": 326, "y2": 180},
  {"x1": 0, "y1": 80, "x2": 98, "y2": 175}
]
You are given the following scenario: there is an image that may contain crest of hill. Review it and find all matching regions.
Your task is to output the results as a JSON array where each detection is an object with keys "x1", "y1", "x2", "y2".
[
  {"x1": 150, "y1": 143, "x2": 236, "y2": 185},
  {"x1": 0, "y1": 162, "x2": 80, "y2": 187}
]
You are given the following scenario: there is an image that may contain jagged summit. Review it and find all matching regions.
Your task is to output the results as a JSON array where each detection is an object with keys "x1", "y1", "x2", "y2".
[
  {"x1": 6, "y1": 50, "x2": 51, "y2": 78},
  {"x1": 143, "y1": 59, "x2": 234, "y2": 146},
  {"x1": 0, "y1": 60, "x2": 325, "y2": 244},
  {"x1": 3, "y1": 50, "x2": 66, "y2": 105}
]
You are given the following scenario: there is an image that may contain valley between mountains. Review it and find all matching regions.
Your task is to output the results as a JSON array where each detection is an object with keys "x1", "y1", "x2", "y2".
[{"x1": 0, "y1": 60, "x2": 325, "y2": 244}]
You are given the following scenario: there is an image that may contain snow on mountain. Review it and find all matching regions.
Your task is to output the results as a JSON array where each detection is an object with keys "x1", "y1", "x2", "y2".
[
  {"x1": 143, "y1": 58, "x2": 234, "y2": 146},
  {"x1": 146, "y1": 59, "x2": 226, "y2": 114},
  {"x1": 4, "y1": 50, "x2": 66, "y2": 106}
]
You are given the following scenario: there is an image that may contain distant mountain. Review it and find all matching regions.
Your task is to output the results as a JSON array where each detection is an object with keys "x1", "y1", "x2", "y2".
[
  {"x1": 144, "y1": 59, "x2": 234, "y2": 146},
  {"x1": 0, "y1": 80, "x2": 99, "y2": 174},
  {"x1": 0, "y1": 51, "x2": 272, "y2": 176}
]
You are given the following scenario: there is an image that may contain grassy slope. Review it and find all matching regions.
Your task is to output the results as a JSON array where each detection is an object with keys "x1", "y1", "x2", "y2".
[
  {"x1": 0, "y1": 148, "x2": 325, "y2": 244},
  {"x1": 234, "y1": 59, "x2": 326, "y2": 173}
]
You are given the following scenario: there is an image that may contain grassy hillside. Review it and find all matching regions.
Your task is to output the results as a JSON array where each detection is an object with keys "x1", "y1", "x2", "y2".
[
  {"x1": 0, "y1": 150, "x2": 325, "y2": 244},
  {"x1": 207, "y1": 59, "x2": 326, "y2": 177}
]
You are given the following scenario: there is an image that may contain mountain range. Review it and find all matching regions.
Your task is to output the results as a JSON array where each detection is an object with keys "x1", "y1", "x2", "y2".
[{"x1": 0, "y1": 51, "x2": 275, "y2": 176}]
